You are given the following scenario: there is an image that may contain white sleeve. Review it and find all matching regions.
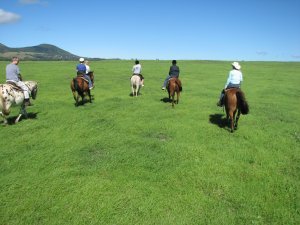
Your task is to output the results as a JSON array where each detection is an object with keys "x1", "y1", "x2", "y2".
[{"x1": 225, "y1": 72, "x2": 231, "y2": 88}]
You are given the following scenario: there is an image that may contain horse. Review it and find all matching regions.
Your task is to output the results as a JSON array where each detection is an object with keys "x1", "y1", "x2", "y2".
[
  {"x1": 167, "y1": 77, "x2": 182, "y2": 107},
  {"x1": 0, "y1": 81, "x2": 38, "y2": 124},
  {"x1": 224, "y1": 88, "x2": 249, "y2": 132},
  {"x1": 130, "y1": 75, "x2": 141, "y2": 97},
  {"x1": 70, "y1": 71, "x2": 94, "y2": 106}
]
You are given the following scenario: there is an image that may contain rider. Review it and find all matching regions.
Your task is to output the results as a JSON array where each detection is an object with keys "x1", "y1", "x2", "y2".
[
  {"x1": 76, "y1": 57, "x2": 93, "y2": 89},
  {"x1": 162, "y1": 60, "x2": 180, "y2": 90},
  {"x1": 6, "y1": 57, "x2": 32, "y2": 106},
  {"x1": 85, "y1": 60, "x2": 91, "y2": 74},
  {"x1": 84, "y1": 60, "x2": 94, "y2": 88},
  {"x1": 217, "y1": 62, "x2": 243, "y2": 107},
  {"x1": 132, "y1": 60, "x2": 144, "y2": 86}
]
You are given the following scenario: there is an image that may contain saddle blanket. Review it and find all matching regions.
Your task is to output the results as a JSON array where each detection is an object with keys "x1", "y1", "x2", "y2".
[{"x1": 6, "y1": 81, "x2": 23, "y2": 91}]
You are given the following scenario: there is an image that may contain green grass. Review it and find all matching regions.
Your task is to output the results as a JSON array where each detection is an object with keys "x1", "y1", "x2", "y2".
[{"x1": 0, "y1": 60, "x2": 299, "y2": 224}]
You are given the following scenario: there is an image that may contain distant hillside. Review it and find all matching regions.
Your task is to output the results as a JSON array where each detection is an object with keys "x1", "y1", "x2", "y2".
[{"x1": 0, "y1": 43, "x2": 104, "y2": 61}]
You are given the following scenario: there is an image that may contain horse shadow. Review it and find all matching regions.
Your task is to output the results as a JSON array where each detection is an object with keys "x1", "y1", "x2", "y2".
[
  {"x1": 4, "y1": 112, "x2": 38, "y2": 125},
  {"x1": 160, "y1": 97, "x2": 172, "y2": 103},
  {"x1": 74, "y1": 95, "x2": 95, "y2": 106},
  {"x1": 209, "y1": 113, "x2": 228, "y2": 128},
  {"x1": 129, "y1": 92, "x2": 142, "y2": 97}
]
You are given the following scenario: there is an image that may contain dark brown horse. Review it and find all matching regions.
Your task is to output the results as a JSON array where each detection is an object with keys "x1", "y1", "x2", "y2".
[
  {"x1": 224, "y1": 88, "x2": 249, "y2": 132},
  {"x1": 167, "y1": 77, "x2": 182, "y2": 107},
  {"x1": 70, "y1": 71, "x2": 94, "y2": 106}
]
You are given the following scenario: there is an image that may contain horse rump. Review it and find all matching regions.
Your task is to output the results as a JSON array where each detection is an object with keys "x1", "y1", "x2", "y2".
[{"x1": 236, "y1": 90, "x2": 249, "y2": 115}]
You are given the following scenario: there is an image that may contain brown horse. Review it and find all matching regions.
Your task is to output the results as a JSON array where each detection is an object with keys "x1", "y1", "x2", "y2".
[
  {"x1": 224, "y1": 88, "x2": 249, "y2": 132},
  {"x1": 167, "y1": 77, "x2": 182, "y2": 107},
  {"x1": 70, "y1": 71, "x2": 94, "y2": 106}
]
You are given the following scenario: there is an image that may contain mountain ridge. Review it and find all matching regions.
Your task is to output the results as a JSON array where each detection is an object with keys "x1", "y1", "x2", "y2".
[{"x1": 0, "y1": 43, "x2": 104, "y2": 61}]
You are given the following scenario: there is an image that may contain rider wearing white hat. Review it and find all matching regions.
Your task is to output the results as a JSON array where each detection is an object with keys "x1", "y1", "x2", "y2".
[
  {"x1": 217, "y1": 62, "x2": 243, "y2": 107},
  {"x1": 76, "y1": 57, "x2": 93, "y2": 89}
]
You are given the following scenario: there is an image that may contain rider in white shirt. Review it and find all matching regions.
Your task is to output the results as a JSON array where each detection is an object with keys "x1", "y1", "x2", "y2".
[
  {"x1": 85, "y1": 60, "x2": 91, "y2": 74},
  {"x1": 132, "y1": 60, "x2": 144, "y2": 86},
  {"x1": 217, "y1": 62, "x2": 243, "y2": 106}
]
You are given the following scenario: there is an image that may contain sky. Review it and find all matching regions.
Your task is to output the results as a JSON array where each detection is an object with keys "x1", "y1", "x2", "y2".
[{"x1": 0, "y1": 0, "x2": 300, "y2": 61}]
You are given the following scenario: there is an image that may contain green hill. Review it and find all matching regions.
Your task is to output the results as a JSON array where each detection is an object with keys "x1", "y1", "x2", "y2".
[{"x1": 0, "y1": 43, "x2": 103, "y2": 61}]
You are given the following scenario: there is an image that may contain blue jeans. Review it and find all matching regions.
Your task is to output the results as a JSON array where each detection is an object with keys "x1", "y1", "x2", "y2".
[
  {"x1": 83, "y1": 74, "x2": 93, "y2": 88},
  {"x1": 162, "y1": 75, "x2": 178, "y2": 88},
  {"x1": 219, "y1": 83, "x2": 240, "y2": 103}
]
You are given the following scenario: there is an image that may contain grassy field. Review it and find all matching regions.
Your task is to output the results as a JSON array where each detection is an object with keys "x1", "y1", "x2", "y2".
[{"x1": 0, "y1": 60, "x2": 299, "y2": 225}]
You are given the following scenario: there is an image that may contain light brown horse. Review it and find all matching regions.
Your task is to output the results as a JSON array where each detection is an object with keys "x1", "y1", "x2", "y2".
[
  {"x1": 167, "y1": 77, "x2": 182, "y2": 107},
  {"x1": 224, "y1": 88, "x2": 249, "y2": 132},
  {"x1": 70, "y1": 71, "x2": 94, "y2": 106},
  {"x1": 130, "y1": 75, "x2": 141, "y2": 97}
]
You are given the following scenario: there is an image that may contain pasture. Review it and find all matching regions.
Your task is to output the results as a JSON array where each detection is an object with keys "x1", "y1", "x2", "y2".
[{"x1": 0, "y1": 60, "x2": 299, "y2": 225}]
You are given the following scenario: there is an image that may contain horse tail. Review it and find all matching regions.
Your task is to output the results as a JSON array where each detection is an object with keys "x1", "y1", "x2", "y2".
[
  {"x1": 73, "y1": 78, "x2": 78, "y2": 90},
  {"x1": 175, "y1": 79, "x2": 182, "y2": 92},
  {"x1": 236, "y1": 90, "x2": 249, "y2": 115}
]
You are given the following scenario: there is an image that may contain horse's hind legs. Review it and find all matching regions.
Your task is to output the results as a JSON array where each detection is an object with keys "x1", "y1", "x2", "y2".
[
  {"x1": 15, "y1": 106, "x2": 27, "y2": 123},
  {"x1": 15, "y1": 113, "x2": 22, "y2": 123},
  {"x1": 171, "y1": 94, "x2": 175, "y2": 107},
  {"x1": 0, "y1": 112, "x2": 8, "y2": 125},
  {"x1": 76, "y1": 95, "x2": 80, "y2": 106},
  {"x1": 229, "y1": 119, "x2": 234, "y2": 133},
  {"x1": 234, "y1": 112, "x2": 241, "y2": 130},
  {"x1": 234, "y1": 118, "x2": 238, "y2": 130},
  {"x1": 72, "y1": 91, "x2": 77, "y2": 101},
  {"x1": 227, "y1": 114, "x2": 234, "y2": 133},
  {"x1": 176, "y1": 92, "x2": 180, "y2": 104},
  {"x1": 88, "y1": 90, "x2": 92, "y2": 103}
]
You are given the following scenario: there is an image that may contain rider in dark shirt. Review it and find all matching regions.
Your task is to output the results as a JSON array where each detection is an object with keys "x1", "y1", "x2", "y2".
[{"x1": 162, "y1": 60, "x2": 180, "y2": 90}]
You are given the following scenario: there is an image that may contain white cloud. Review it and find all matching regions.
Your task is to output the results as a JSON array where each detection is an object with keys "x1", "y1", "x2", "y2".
[{"x1": 0, "y1": 9, "x2": 21, "y2": 24}]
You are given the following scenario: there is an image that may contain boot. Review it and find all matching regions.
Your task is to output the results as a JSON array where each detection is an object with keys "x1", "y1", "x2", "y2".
[
  {"x1": 217, "y1": 90, "x2": 225, "y2": 107},
  {"x1": 217, "y1": 97, "x2": 224, "y2": 107}
]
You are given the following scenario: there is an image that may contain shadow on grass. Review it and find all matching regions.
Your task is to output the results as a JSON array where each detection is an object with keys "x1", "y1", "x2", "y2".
[
  {"x1": 160, "y1": 97, "x2": 171, "y2": 103},
  {"x1": 4, "y1": 112, "x2": 38, "y2": 125},
  {"x1": 209, "y1": 113, "x2": 228, "y2": 128},
  {"x1": 73, "y1": 95, "x2": 94, "y2": 107},
  {"x1": 129, "y1": 92, "x2": 142, "y2": 97}
]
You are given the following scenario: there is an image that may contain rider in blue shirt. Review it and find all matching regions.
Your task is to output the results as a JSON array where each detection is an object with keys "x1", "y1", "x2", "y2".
[{"x1": 76, "y1": 58, "x2": 93, "y2": 89}]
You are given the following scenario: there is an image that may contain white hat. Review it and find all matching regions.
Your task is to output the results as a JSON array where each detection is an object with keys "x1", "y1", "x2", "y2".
[
  {"x1": 232, "y1": 62, "x2": 241, "y2": 70},
  {"x1": 79, "y1": 57, "x2": 85, "y2": 62}
]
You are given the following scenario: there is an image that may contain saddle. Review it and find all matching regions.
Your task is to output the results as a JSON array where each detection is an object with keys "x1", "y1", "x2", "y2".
[
  {"x1": 6, "y1": 81, "x2": 23, "y2": 91},
  {"x1": 132, "y1": 73, "x2": 144, "y2": 80},
  {"x1": 75, "y1": 75, "x2": 89, "y2": 83}
]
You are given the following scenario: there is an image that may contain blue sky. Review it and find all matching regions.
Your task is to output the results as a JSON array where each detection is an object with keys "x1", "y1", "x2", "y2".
[{"x1": 1, "y1": 0, "x2": 300, "y2": 61}]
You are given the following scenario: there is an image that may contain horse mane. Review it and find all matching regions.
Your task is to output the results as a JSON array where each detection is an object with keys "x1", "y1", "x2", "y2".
[{"x1": 236, "y1": 90, "x2": 249, "y2": 115}]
